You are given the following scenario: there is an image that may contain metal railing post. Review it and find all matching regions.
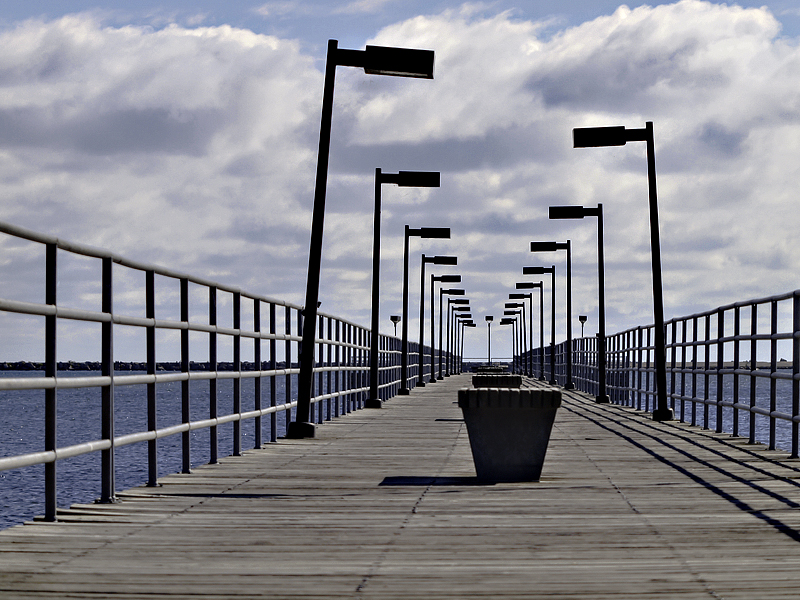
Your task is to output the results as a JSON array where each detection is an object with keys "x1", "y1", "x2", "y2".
[
  {"x1": 233, "y1": 292, "x2": 242, "y2": 456},
  {"x1": 270, "y1": 302, "x2": 277, "y2": 443},
  {"x1": 100, "y1": 256, "x2": 116, "y2": 503},
  {"x1": 793, "y1": 293, "x2": 800, "y2": 458},
  {"x1": 254, "y1": 298, "x2": 262, "y2": 448},
  {"x1": 181, "y1": 278, "x2": 191, "y2": 473},
  {"x1": 44, "y1": 242, "x2": 57, "y2": 521},
  {"x1": 209, "y1": 286, "x2": 218, "y2": 464},
  {"x1": 146, "y1": 269, "x2": 158, "y2": 486}
]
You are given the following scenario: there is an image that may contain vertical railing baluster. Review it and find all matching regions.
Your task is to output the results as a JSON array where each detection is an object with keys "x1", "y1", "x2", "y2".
[
  {"x1": 285, "y1": 305, "x2": 292, "y2": 429},
  {"x1": 146, "y1": 270, "x2": 158, "y2": 486},
  {"x1": 100, "y1": 256, "x2": 116, "y2": 503},
  {"x1": 681, "y1": 319, "x2": 687, "y2": 423},
  {"x1": 209, "y1": 286, "x2": 218, "y2": 464},
  {"x1": 181, "y1": 278, "x2": 191, "y2": 473},
  {"x1": 749, "y1": 303, "x2": 757, "y2": 444},
  {"x1": 669, "y1": 321, "x2": 677, "y2": 414},
  {"x1": 233, "y1": 291, "x2": 241, "y2": 456},
  {"x1": 317, "y1": 314, "x2": 324, "y2": 423},
  {"x1": 636, "y1": 327, "x2": 643, "y2": 411},
  {"x1": 733, "y1": 306, "x2": 740, "y2": 437},
  {"x1": 254, "y1": 298, "x2": 262, "y2": 448},
  {"x1": 691, "y1": 316, "x2": 698, "y2": 427},
  {"x1": 645, "y1": 327, "x2": 651, "y2": 413},
  {"x1": 703, "y1": 315, "x2": 710, "y2": 430},
  {"x1": 716, "y1": 309, "x2": 724, "y2": 434},
  {"x1": 335, "y1": 320, "x2": 341, "y2": 417},
  {"x1": 792, "y1": 293, "x2": 799, "y2": 458},
  {"x1": 770, "y1": 300, "x2": 778, "y2": 450},
  {"x1": 270, "y1": 302, "x2": 277, "y2": 443},
  {"x1": 44, "y1": 242, "x2": 57, "y2": 521},
  {"x1": 326, "y1": 317, "x2": 332, "y2": 421}
]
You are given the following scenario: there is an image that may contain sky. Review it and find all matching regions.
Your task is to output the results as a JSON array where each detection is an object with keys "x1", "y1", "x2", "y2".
[{"x1": 1, "y1": 0, "x2": 800, "y2": 363}]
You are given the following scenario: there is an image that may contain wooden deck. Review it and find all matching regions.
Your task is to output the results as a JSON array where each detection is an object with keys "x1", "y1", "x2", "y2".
[{"x1": 3, "y1": 374, "x2": 800, "y2": 598}]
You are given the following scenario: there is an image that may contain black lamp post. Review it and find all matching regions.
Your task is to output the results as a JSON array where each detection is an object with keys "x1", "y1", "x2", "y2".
[
  {"x1": 549, "y1": 204, "x2": 608, "y2": 402},
  {"x1": 439, "y1": 288, "x2": 464, "y2": 379},
  {"x1": 418, "y1": 255, "x2": 457, "y2": 387},
  {"x1": 461, "y1": 321, "x2": 476, "y2": 372},
  {"x1": 579, "y1": 315, "x2": 588, "y2": 337},
  {"x1": 446, "y1": 297, "x2": 468, "y2": 375},
  {"x1": 502, "y1": 311, "x2": 520, "y2": 372},
  {"x1": 367, "y1": 170, "x2": 440, "y2": 409},
  {"x1": 505, "y1": 303, "x2": 526, "y2": 374},
  {"x1": 523, "y1": 266, "x2": 556, "y2": 384},
  {"x1": 485, "y1": 315, "x2": 494, "y2": 365},
  {"x1": 432, "y1": 274, "x2": 461, "y2": 382},
  {"x1": 510, "y1": 292, "x2": 533, "y2": 376},
  {"x1": 499, "y1": 316, "x2": 517, "y2": 370},
  {"x1": 455, "y1": 312, "x2": 472, "y2": 373},
  {"x1": 390, "y1": 315, "x2": 401, "y2": 336},
  {"x1": 573, "y1": 122, "x2": 672, "y2": 420},
  {"x1": 517, "y1": 281, "x2": 544, "y2": 379},
  {"x1": 400, "y1": 226, "x2": 450, "y2": 394},
  {"x1": 291, "y1": 41, "x2": 435, "y2": 439},
  {"x1": 530, "y1": 241, "x2": 574, "y2": 389},
  {"x1": 450, "y1": 305, "x2": 470, "y2": 375}
]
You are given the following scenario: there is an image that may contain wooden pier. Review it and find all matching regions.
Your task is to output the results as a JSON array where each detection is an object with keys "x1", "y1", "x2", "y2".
[{"x1": 2, "y1": 374, "x2": 800, "y2": 598}]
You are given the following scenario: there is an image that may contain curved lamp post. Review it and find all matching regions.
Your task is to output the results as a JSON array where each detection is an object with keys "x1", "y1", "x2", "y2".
[
  {"x1": 291, "y1": 41, "x2": 435, "y2": 439},
  {"x1": 419, "y1": 255, "x2": 457, "y2": 387},
  {"x1": 523, "y1": 266, "x2": 556, "y2": 384},
  {"x1": 549, "y1": 204, "x2": 608, "y2": 402},
  {"x1": 531, "y1": 241, "x2": 574, "y2": 389},
  {"x1": 367, "y1": 170, "x2": 440, "y2": 409},
  {"x1": 400, "y1": 226, "x2": 450, "y2": 394},
  {"x1": 432, "y1": 274, "x2": 461, "y2": 382},
  {"x1": 573, "y1": 122, "x2": 672, "y2": 420}
]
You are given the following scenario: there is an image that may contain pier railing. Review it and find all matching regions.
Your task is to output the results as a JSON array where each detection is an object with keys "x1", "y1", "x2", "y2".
[
  {"x1": 524, "y1": 290, "x2": 800, "y2": 457},
  {"x1": 0, "y1": 221, "x2": 450, "y2": 521}
]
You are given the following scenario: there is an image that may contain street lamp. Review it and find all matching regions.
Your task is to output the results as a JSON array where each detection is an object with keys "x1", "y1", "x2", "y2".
[
  {"x1": 454, "y1": 312, "x2": 472, "y2": 374},
  {"x1": 517, "y1": 281, "x2": 544, "y2": 380},
  {"x1": 446, "y1": 297, "x2": 468, "y2": 375},
  {"x1": 573, "y1": 122, "x2": 673, "y2": 420},
  {"x1": 510, "y1": 292, "x2": 533, "y2": 376},
  {"x1": 439, "y1": 289, "x2": 464, "y2": 378},
  {"x1": 450, "y1": 305, "x2": 470, "y2": 375},
  {"x1": 579, "y1": 315, "x2": 588, "y2": 337},
  {"x1": 502, "y1": 311, "x2": 520, "y2": 372},
  {"x1": 530, "y1": 241, "x2": 574, "y2": 389},
  {"x1": 485, "y1": 315, "x2": 494, "y2": 365},
  {"x1": 432, "y1": 274, "x2": 461, "y2": 382},
  {"x1": 549, "y1": 204, "x2": 608, "y2": 403},
  {"x1": 390, "y1": 315, "x2": 401, "y2": 336},
  {"x1": 400, "y1": 226, "x2": 450, "y2": 394},
  {"x1": 419, "y1": 255, "x2": 457, "y2": 387},
  {"x1": 292, "y1": 40, "x2": 435, "y2": 439},
  {"x1": 505, "y1": 302, "x2": 526, "y2": 374},
  {"x1": 523, "y1": 266, "x2": 556, "y2": 385},
  {"x1": 461, "y1": 321, "x2": 476, "y2": 372},
  {"x1": 367, "y1": 170, "x2": 440, "y2": 409}
]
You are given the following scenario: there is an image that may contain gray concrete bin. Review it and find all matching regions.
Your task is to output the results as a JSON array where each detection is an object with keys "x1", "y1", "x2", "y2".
[{"x1": 457, "y1": 387, "x2": 561, "y2": 482}]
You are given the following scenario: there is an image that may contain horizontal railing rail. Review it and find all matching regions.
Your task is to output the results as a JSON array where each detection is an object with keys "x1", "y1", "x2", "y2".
[
  {"x1": 0, "y1": 220, "x2": 454, "y2": 523},
  {"x1": 518, "y1": 289, "x2": 800, "y2": 458}
]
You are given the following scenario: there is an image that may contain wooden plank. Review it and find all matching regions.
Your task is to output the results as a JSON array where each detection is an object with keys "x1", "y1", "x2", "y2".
[{"x1": 0, "y1": 375, "x2": 800, "y2": 598}]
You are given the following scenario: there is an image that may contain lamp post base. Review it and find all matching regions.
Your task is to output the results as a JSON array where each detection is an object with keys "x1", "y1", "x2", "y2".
[
  {"x1": 548, "y1": 380, "x2": 558, "y2": 386},
  {"x1": 564, "y1": 382, "x2": 575, "y2": 390},
  {"x1": 286, "y1": 421, "x2": 316, "y2": 439},
  {"x1": 538, "y1": 376, "x2": 546, "y2": 382},
  {"x1": 364, "y1": 398, "x2": 383, "y2": 409},
  {"x1": 437, "y1": 376, "x2": 444, "y2": 381},
  {"x1": 652, "y1": 407, "x2": 675, "y2": 421},
  {"x1": 429, "y1": 378, "x2": 437, "y2": 384},
  {"x1": 595, "y1": 395, "x2": 610, "y2": 404},
  {"x1": 399, "y1": 388, "x2": 410, "y2": 395},
  {"x1": 417, "y1": 381, "x2": 426, "y2": 387}
]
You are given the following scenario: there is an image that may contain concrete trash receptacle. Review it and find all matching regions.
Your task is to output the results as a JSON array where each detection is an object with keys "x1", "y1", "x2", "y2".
[{"x1": 457, "y1": 387, "x2": 561, "y2": 482}]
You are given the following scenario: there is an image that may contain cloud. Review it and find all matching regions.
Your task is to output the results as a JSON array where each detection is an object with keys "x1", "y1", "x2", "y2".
[{"x1": 2, "y1": 2, "x2": 800, "y2": 362}]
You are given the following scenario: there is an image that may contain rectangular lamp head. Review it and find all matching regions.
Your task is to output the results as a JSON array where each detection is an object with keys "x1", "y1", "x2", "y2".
[
  {"x1": 438, "y1": 274, "x2": 461, "y2": 283},
  {"x1": 505, "y1": 302, "x2": 523, "y2": 308},
  {"x1": 443, "y1": 289, "x2": 465, "y2": 296},
  {"x1": 450, "y1": 298, "x2": 469, "y2": 304},
  {"x1": 485, "y1": 315, "x2": 493, "y2": 321},
  {"x1": 549, "y1": 205, "x2": 586, "y2": 219},
  {"x1": 397, "y1": 171, "x2": 440, "y2": 187},
  {"x1": 509, "y1": 293, "x2": 528, "y2": 299},
  {"x1": 420, "y1": 227, "x2": 450, "y2": 239},
  {"x1": 530, "y1": 241, "x2": 559, "y2": 252},
  {"x1": 364, "y1": 45, "x2": 434, "y2": 79},
  {"x1": 431, "y1": 255, "x2": 457, "y2": 265},
  {"x1": 573, "y1": 125, "x2": 627, "y2": 148},
  {"x1": 523, "y1": 266, "x2": 553, "y2": 275}
]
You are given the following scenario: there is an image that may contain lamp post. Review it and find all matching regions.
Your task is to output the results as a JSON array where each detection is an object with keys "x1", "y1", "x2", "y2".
[
  {"x1": 390, "y1": 315, "x2": 401, "y2": 336},
  {"x1": 579, "y1": 315, "x2": 588, "y2": 337},
  {"x1": 502, "y1": 311, "x2": 520, "y2": 372},
  {"x1": 451, "y1": 305, "x2": 470, "y2": 375},
  {"x1": 517, "y1": 281, "x2": 544, "y2": 380},
  {"x1": 291, "y1": 40, "x2": 435, "y2": 439},
  {"x1": 523, "y1": 266, "x2": 556, "y2": 384},
  {"x1": 499, "y1": 317, "x2": 517, "y2": 370},
  {"x1": 432, "y1": 275, "x2": 461, "y2": 382},
  {"x1": 510, "y1": 292, "x2": 533, "y2": 376},
  {"x1": 446, "y1": 297, "x2": 468, "y2": 375},
  {"x1": 573, "y1": 122, "x2": 672, "y2": 420},
  {"x1": 531, "y1": 241, "x2": 574, "y2": 389},
  {"x1": 367, "y1": 170, "x2": 440, "y2": 409},
  {"x1": 455, "y1": 312, "x2": 472, "y2": 374},
  {"x1": 485, "y1": 315, "x2": 494, "y2": 365},
  {"x1": 461, "y1": 321, "x2": 476, "y2": 372},
  {"x1": 505, "y1": 303, "x2": 526, "y2": 374},
  {"x1": 439, "y1": 289, "x2": 464, "y2": 378},
  {"x1": 549, "y1": 204, "x2": 608, "y2": 402},
  {"x1": 418, "y1": 255, "x2": 457, "y2": 387},
  {"x1": 400, "y1": 226, "x2": 450, "y2": 394}
]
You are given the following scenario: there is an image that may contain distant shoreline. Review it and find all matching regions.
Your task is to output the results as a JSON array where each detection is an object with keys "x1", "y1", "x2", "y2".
[{"x1": 0, "y1": 361, "x2": 293, "y2": 372}]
